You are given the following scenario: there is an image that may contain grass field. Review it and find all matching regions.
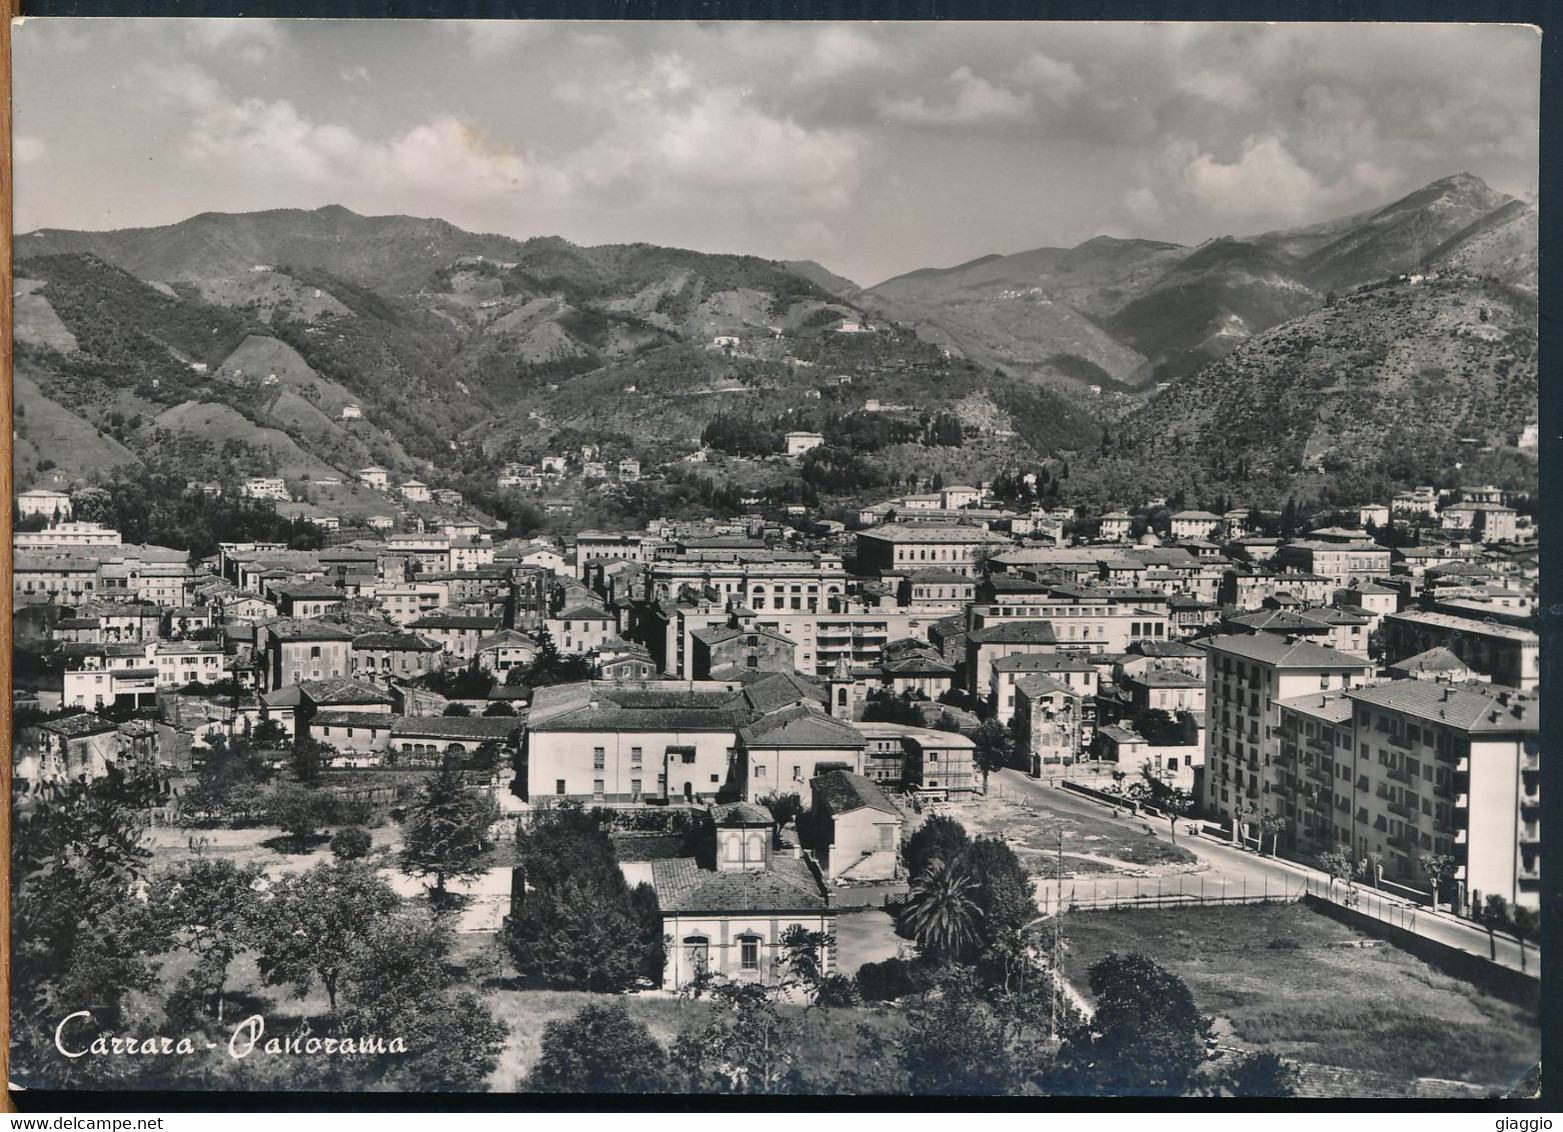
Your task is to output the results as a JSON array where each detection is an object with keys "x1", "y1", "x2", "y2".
[{"x1": 1057, "y1": 902, "x2": 1540, "y2": 1087}]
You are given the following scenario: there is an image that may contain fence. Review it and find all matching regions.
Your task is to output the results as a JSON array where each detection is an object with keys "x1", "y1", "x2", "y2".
[{"x1": 1036, "y1": 872, "x2": 1312, "y2": 915}]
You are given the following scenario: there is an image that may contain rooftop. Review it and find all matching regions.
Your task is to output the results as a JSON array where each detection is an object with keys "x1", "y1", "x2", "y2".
[
  {"x1": 811, "y1": 769, "x2": 899, "y2": 817},
  {"x1": 1201, "y1": 633, "x2": 1373, "y2": 670},
  {"x1": 1346, "y1": 681, "x2": 1537, "y2": 733},
  {"x1": 651, "y1": 854, "x2": 828, "y2": 914}
]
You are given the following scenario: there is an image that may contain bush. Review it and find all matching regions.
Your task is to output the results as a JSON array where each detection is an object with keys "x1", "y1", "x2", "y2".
[
  {"x1": 856, "y1": 956, "x2": 923, "y2": 1003},
  {"x1": 331, "y1": 827, "x2": 374, "y2": 861},
  {"x1": 814, "y1": 973, "x2": 861, "y2": 1008}
]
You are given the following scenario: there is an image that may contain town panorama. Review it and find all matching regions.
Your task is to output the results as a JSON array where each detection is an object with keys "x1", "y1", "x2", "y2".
[{"x1": 8, "y1": 18, "x2": 1542, "y2": 1104}]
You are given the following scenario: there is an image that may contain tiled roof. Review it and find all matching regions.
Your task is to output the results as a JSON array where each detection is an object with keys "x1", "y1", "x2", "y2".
[
  {"x1": 40, "y1": 712, "x2": 117, "y2": 738},
  {"x1": 299, "y1": 677, "x2": 394, "y2": 706},
  {"x1": 715, "y1": 802, "x2": 775, "y2": 826},
  {"x1": 409, "y1": 614, "x2": 504, "y2": 630},
  {"x1": 651, "y1": 855, "x2": 829, "y2": 913},
  {"x1": 1385, "y1": 609, "x2": 1538, "y2": 643},
  {"x1": 1275, "y1": 688, "x2": 1355, "y2": 723},
  {"x1": 740, "y1": 672, "x2": 827, "y2": 714},
  {"x1": 264, "y1": 618, "x2": 355, "y2": 641},
  {"x1": 311, "y1": 711, "x2": 395, "y2": 729},
  {"x1": 478, "y1": 629, "x2": 539, "y2": 650},
  {"x1": 1014, "y1": 673, "x2": 1075, "y2": 698},
  {"x1": 810, "y1": 769, "x2": 900, "y2": 816},
  {"x1": 1386, "y1": 646, "x2": 1471, "y2": 675},
  {"x1": 553, "y1": 605, "x2": 615, "y2": 621},
  {"x1": 740, "y1": 704, "x2": 865, "y2": 748},
  {"x1": 990, "y1": 652, "x2": 1094, "y2": 673},
  {"x1": 693, "y1": 624, "x2": 793, "y2": 647},
  {"x1": 1346, "y1": 681, "x2": 1537, "y2": 733},
  {"x1": 389, "y1": 715, "x2": 522, "y2": 740},
  {"x1": 353, "y1": 631, "x2": 443, "y2": 651},
  {"x1": 1201, "y1": 633, "x2": 1371, "y2": 670},
  {"x1": 968, "y1": 621, "x2": 1058, "y2": 646}
]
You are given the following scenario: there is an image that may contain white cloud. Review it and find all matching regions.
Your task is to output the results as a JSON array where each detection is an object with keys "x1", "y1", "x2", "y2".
[
  {"x1": 438, "y1": 21, "x2": 554, "y2": 60},
  {"x1": 1014, "y1": 52, "x2": 1085, "y2": 102},
  {"x1": 1177, "y1": 70, "x2": 1251, "y2": 110},
  {"x1": 568, "y1": 79, "x2": 865, "y2": 217},
  {"x1": 14, "y1": 135, "x2": 48, "y2": 164},
  {"x1": 881, "y1": 66, "x2": 1033, "y2": 125},
  {"x1": 1185, "y1": 135, "x2": 1333, "y2": 224},
  {"x1": 183, "y1": 19, "x2": 287, "y2": 66},
  {"x1": 800, "y1": 26, "x2": 885, "y2": 81}
]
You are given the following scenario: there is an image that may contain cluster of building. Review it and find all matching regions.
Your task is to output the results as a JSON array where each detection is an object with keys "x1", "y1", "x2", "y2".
[{"x1": 11, "y1": 469, "x2": 1540, "y2": 986}]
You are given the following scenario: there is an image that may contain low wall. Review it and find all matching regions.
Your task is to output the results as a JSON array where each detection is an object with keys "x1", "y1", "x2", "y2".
[
  {"x1": 1302, "y1": 893, "x2": 1539, "y2": 1006},
  {"x1": 1059, "y1": 779, "x2": 1139, "y2": 813}
]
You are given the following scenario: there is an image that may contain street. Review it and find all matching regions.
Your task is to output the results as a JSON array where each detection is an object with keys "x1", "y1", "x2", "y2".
[{"x1": 990, "y1": 768, "x2": 1539, "y2": 978}]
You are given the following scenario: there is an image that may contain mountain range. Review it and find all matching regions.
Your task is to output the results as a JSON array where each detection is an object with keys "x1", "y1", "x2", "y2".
[{"x1": 11, "y1": 172, "x2": 1537, "y2": 510}]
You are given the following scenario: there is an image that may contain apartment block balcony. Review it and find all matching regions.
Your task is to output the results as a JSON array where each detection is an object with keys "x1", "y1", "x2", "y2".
[
  {"x1": 1387, "y1": 799, "x2": 1417, "y2": 821},
  {"x1": 1386, "y1": 764, "x2": 1416, "y2": 786},
  {"x1": 1387, "y1": 834, "x2": 1417, "y2": 853},
  {"x1": 1520, "y1": 824, "x2": 1540, "y2": 846}
]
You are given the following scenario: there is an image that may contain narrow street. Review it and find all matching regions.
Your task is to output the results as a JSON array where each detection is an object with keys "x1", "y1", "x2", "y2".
[{"x1": 991, "y1": 768, "x2": 1539, "y2": 978}]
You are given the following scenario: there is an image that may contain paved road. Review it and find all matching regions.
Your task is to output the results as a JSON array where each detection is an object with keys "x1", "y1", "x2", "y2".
[{"x1": 992, "y1": 768, "x2": 1539, "y2": 978}]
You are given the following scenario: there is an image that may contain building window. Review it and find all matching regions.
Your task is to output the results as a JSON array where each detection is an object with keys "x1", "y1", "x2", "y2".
[
  {"x1": 740, "y1": 936, "x2": 760, "y2": 971},
  {"x1": 593, "y1": 779, "x2": 605, "y2": 800},
  {"x1": 631, "y1": 746, "x2": 643, "y2": 766},
  {"x1": 593, "y1": 747, "x2": 606, "y2": 770},
  {"x1": 555, "y1": 779, "x2": 567, "y2": 795},
  {"x1": 755, "y1": 765, "x2": 767, "y2": 778}
]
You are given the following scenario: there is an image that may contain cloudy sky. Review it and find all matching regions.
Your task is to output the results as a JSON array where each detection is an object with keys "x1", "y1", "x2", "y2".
[{"x1": 12, "y1": 19, "x2": 1540, "y2": 286}]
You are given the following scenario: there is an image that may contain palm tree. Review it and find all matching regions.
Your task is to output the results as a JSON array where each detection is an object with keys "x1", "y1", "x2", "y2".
[{"x1": 899, "y1": 858, "x2": 982, "y2": 961}]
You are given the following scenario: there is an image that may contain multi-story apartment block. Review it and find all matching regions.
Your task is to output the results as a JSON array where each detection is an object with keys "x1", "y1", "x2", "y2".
[
  {"x1": 1201, "y1": 633, "x2": 1375, "y2": 839},
  {"x1": 855, "y1": 523, "x2": 1011, "y2": 578},
  {"x1": 646, "y1": 550, "x2": 847, "y2": 613},
  {"x1": 1381, "y1": 610, "x2": 1539, "y2": 692},
  {"x1": 258, "y1": 619, "x2": 355, "y2": 691},
  {"x1": 1272, "y1": 540, "x2": 1393, "y2": 586},
  {"x1": 1276, "y1": 682, "x2": 1539, "y2": 910}
]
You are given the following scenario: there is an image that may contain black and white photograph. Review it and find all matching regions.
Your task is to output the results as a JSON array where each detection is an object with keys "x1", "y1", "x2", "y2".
[{"x1": 5, "y1": 17, "x2": 1545, "y2": 1102}]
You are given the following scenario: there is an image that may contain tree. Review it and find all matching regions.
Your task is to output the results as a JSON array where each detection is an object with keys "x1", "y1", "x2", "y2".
[
  {"x1": 1318, "y1": 848, "x2": 1353, "y2": 895},
  {"x1": 758, "y1": 791, "x2": 804, "y2": 828},
  {"x1": 336, "y1": 912, "x2": 508, "y2": 1091},
  {"x1": 1478, "y1": 894, "x2": 1510, "y2": 962},
  {"x1": 146, "y1": 857, "x2": 265, "y2": 1022},
  {"x1": 899, "y1": 858, "x2": 982, "y2": 962},
  {"x1": 254, "y1": 859, "x2": 400, "y2": 1012},
  {"x1": 960, "y1": 836, "x2": 1037, "y2": 958},
  {"x1": 1127, "y1": 765, "x2": 1195, "y2": 845},
  {"x1": 266, "y1": 781, "x2": 331, "y2": 849},
  {"x1": 252, "y1": 718, "x2": 290, "y2": 748},
  {"x1": 860, "y1": 691, "x2": 924, "y2": 726},
  {"x1": 399, "y1": 760, "x2": 500, "y2": 900},
  {"x1": 1212, "y1": 1050, "x2": 1297, "y2": 1097},
  {"x1": 1130, "y1": 708, "x2": 1183, "y2": 746},
  {"x1": 1260, "y1": 812, "x2": 1288, "y2": 857},
  {"x1": 443, "y1": 702, "x2": 473, "y2": 717},
  {"x1": 1054, "y1": 952, "x2": 1213, "y2": 1096},
  {"x1": 9, "y1": 771, "x2": 171, "y2": 1081},
  {"x1": 1419, "y1": 852, "x2": 1457, "y2": 910},
  {"x1": 331, "y1": 827, "x2": 374, "y2": 861},
  {"x1": 482, "y1": 700, "x2": 515, "y2": 716},
  {"x1": 902, "y1": 813, "x2": 970, "y2": 881},
  {"x1": 527, "y1": 1002, "x2": 671, "y2": 1093},
  {"x1": 503, "y1": 803, "x2": 659, "y2": 991},
  {"x1": 289, "y1": 737, "x2": 334, "y2": 787},
  {"x1": 778, "y1": 923, "x2": 833, "y2": 998},
  {"x1": 972, "y1": 717, "x2": 1013, "y2": 791},
  {"x1": 899, "y1": 967, "x2": 1016, "y2": 1095},
  {"x1": 188, "y1": 734, "x2": 272, "y2": 824},
  {"x1": 671, "y1": 982, "x2": 805, "y2": 1094},
  {"x1": 1357, "y1": 851, "x2": 1384, "y2": 890}
]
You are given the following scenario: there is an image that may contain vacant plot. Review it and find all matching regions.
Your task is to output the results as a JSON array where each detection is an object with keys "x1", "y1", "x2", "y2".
[
  {"x1": 953, "y1": 792, "x2": 1197, "y2": 876},
  {"x1": 835, "y1": 908, "x2": 909, "y2": 974},
  {"x1": 1058, "y1": 902, "x2": 1540, "y2": 1089}
]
